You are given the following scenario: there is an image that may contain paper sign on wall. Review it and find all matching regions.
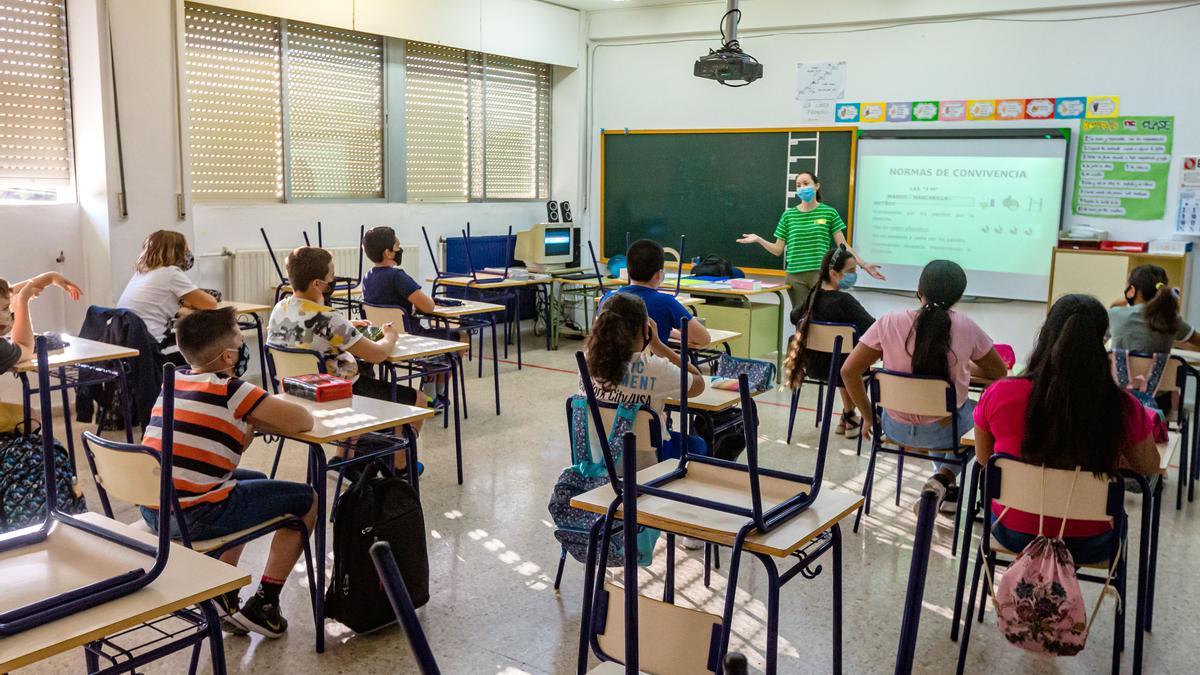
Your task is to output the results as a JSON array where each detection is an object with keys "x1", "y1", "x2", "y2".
[
  {"x1": 1073, "y1": 116, "x2": 1174, "y2": 220},
  {"x1": 799, "y1": 100, "x2": 835, "y2": 125},
  {"x1": 795, "y1": 61, "x2": 847, "y2": 101}
]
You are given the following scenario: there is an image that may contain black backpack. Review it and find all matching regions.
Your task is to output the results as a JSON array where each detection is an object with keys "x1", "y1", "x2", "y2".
[
  {"x1": 690, "y1": 254, "x2": 733, "y2": 278},
  {"x1": 693, "y1": 409, "x2": 746, "y2": 462},
  {"x1": 0, "y1": 429, "x2": 87, "y2": 533},
  {"x1": 325, "y1": 465, "x2": 429, "y2": 634}
]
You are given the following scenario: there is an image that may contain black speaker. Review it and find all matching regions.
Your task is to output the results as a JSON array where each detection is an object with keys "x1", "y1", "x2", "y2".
[
  {"x1": 560, "y1": 200, "x2": 573, "y2": 223},
  {"x1": 546, "y1": 200, "x2": 560, "y2": 222}
]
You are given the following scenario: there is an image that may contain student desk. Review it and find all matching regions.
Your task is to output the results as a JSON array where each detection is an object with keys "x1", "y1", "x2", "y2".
[
  {"x1": 0, "y1": 512, "x2": 248, "y2": 673},
  {"x1": 571, "y1": 461, "x2": 863, "y2": 673},
  {"x1": 550, "y1": 276, "x2": 626, "y2": 350},
  {"x1": 665, "y1": 382, "x2": 763, "y2": 449},
  {"x1": 274, "y1": 394, "x2": 432, "y2": 653},
  {"x1": 1168, "y1": 347, "x2": 1200, "y2": 504},
  {"x1": 669, "y1": 328, "x2": 742, "y2": 373},
  {"x1": 387, "y1": 333, "x2": 469, "y2": 483},
  {"x1": 217, "y1": 300, "x2": 272, "y2": 389},
  {"x1": 429, "y1": 274, "x2": 552, "y2": 365},
  {"x1": 682, "y1": 283, "x2": 790, "y2": 370},
  {"x1": 14, "y1": 335, "x2": 139, "y2": 464},
  {"x1": 420, "y1": 299, "x2": 506, "y2": 415}
]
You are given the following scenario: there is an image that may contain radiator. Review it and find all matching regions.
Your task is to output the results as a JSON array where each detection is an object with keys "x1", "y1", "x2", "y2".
[{"x1": 230, "y1": 246, "x2": 419, "y2": 305}]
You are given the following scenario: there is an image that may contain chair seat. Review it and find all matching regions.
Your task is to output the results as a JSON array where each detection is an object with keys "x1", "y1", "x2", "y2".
[
  {"x1": 588, "y1": 662, "x2": 649, "y2": 674},
  {"x1": 129, "y1": 515, "x2": 294, "y2": 553}
]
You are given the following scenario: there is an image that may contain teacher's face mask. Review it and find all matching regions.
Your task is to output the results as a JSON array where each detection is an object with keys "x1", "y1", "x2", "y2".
[{"x1": 796, "y1": 186, "x2": 816, "y2": 202}]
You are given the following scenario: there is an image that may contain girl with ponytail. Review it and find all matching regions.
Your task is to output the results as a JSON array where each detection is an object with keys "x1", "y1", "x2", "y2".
[
  {"x1": 1109, "y1": 264, "x2": 1200, "y2": 354},
  {"x1": 840, "y1": 260, "x2": 1008, "y2": 513},
  {"x1": 972, "y1": 294, "x2": 1159, "y2": 563},
  {"x1": 583, "y1": 293, "x2": 707, "y2": 462},
  {"x1": 784, "y1": 244, "x2": 875, "y2": 437}
]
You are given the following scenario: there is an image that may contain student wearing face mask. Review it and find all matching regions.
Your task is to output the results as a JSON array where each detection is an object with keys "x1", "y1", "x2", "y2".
[
  {"x1": 1108, "y1": 264, "x2": 1200, "y2": 353},
  {"x1": 783, "y1": 245, "x2": 875, "y2": 437},
  {"x1": 118, "y1": 230, "x2": 218, "y2": 348},
  {"x1": 0, "y1": 271, "x2": 82, "y2": 372},
  {"x1": 737, "y1": 171, "x2": 885, "y2": 311}
]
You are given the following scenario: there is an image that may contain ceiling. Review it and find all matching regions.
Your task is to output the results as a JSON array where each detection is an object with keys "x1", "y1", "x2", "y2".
[{"x1": 548, "y1": 0, "x2": 710, "y2": 12}]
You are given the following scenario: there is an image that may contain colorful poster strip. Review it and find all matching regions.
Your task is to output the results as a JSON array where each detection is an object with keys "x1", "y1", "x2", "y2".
[{"x1": 834, "y1": 95, "x2": 1118, "y2": 123}]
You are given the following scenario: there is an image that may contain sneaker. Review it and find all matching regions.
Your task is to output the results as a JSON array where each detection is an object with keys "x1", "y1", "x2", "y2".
[
  {"x1": 681, "y1": 536, "x2": 705, "y2": 551},
  {"x1": 841, "y1": 411, "x2": 862, "y2": 440},
  {"x1": 214, "y1": 591, "x2": 248, "y2": 636},
  {"x1": 939, "y1": 485, "x2": 960, "y2": 515},
  {"x1": 915, "y1": 474, "x2": 950, "y2": 516},
  {"x1": 229, "y1": 594, "x2": 288, "y2": 638}
]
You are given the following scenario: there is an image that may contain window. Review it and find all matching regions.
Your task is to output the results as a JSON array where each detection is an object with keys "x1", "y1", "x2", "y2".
[
  {"x1": 0, "y1": 0, "x2": 72, "y2": 202},
  {"x1": 406, "y1": 42, "x2": 550, "y2": 202},
  {"x1": 184, "y1": 3, "x2": 283, "y2": 201}
]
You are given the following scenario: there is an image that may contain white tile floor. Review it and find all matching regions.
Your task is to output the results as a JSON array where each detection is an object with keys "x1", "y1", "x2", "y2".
[{"x1": 16, "y1": 336, "x2": 1200, "y2": 674}]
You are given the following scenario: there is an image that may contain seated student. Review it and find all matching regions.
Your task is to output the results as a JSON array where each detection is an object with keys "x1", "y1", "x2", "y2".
[
  {"x1": 361, "y1": 226, "x2": 436, "y2": 321},
  {"x1": 0, "y1": 271, "x2": 82, "y2": 369},
  {"x1": 1110, "y1": 263, "x2": 1200, "y2": 353},
  {"x1": 118, "y1": 230, "x2": 218, "y2": 347},
  {"x1": 841, "y1": 260, "x2": 1007, "y2": 513},
  {"x1": 584, "y1": 293, "x2": 707, "y2": 463},
  {"x1": 605, "y1": 239, "x2": 710, "y2": 347},
  {"x1": 973, "y1": 294, "x2": 1159, "y2": 564},
  {"x1": 140, "y1": 307, "x2": 317, "y2": 637},
  {"x1": 267, "y1": 247, "x2": 425, "y2": 439},
  {"x1": 784, "y1": 245, "x2": 875, "y2": 438}
]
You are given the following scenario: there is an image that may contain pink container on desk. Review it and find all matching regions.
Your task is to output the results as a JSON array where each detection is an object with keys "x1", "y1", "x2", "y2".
[{"x1": 729, "y1": 278, "x2": 761, "y2": 291}]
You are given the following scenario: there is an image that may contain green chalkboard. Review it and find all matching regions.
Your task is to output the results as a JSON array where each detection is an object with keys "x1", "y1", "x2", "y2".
[{"x1": 602, "y1": 128, "x2": 857, "y2": 273}]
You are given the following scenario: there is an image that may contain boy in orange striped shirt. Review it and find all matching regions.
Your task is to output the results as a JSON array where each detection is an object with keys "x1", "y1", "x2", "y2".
[{"x1": 141, "y1": 307, "x2": 316, "y2": 638}]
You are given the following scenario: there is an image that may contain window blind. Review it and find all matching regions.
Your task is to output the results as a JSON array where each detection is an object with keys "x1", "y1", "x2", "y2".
[
  {"x1": 184, "y1": 3, "x2": 283, "y2": 201},
  {"x1": 0, "y1": 0, "x2": 71, "y2": 186},
  {"x1": 477, "y1": 55, "x2": 550, "y2": 200},
  {"x1": 405, "y1": 42, "x2": 473, "y2": 201},
  {"x1": 285, "y1": 22, "x2": 383, "y2": 199}
]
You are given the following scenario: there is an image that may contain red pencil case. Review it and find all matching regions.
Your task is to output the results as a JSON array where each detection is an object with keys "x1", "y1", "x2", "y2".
[{"x1": 283, "y1": 374, "x2": 353, "y2": 402}]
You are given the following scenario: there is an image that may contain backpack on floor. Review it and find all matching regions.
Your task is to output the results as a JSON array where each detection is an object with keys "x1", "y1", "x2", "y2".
[
  {"x1": 325, "y1": 464, "x2": 429, "y2": 634},
  {"x1": 985, "y1": 467, "x2": 1119, "y2": 656},
  {"x1": 692, "y1": 409, "x2": 747, "y2": 462},
  {"x1": 0, "y1": 429, "x2": 87, "y2": 533},
  {"x1": 548, "y1": 396, "x2": 660, "y2": 566}
]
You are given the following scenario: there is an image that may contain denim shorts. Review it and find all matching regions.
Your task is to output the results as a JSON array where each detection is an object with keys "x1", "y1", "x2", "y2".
[
  {"x1": 990, "y1": 515, "x2": 1120, "y2": 566},
  {"x1": 881, "y1": 399, "x2": 976, "y2": 451},
  {"x1": 141, "y1": 469, "x2": 314, "y2": 541}
]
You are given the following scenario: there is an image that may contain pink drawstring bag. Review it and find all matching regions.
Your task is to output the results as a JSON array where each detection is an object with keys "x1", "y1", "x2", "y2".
[{"x1": 985, "y1": 468, "x2": 1120, "y2": 656}]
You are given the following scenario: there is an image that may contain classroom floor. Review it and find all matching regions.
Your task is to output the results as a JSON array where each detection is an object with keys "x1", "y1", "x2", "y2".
[{"x1": 23, "y1": 335, "x2": 1200, "y2": 674}]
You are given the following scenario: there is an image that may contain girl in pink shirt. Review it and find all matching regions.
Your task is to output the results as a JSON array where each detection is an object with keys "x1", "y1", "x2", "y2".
[
  {"x1": 973, "y1": 294, "x2": 1160, "y2": 563},
  {"x1": 842, "y1": 260, "x2": 1007, "y2": 513}
]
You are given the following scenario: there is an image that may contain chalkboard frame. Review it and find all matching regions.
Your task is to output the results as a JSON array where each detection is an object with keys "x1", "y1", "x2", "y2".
[{"x1": 600, "y1": 127, "x2": 859, "y2": 276}]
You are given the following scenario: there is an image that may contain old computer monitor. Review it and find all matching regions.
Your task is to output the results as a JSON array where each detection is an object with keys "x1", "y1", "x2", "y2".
[{"x1": 515, "y1": 223, "x2": 574, "y2": 272}]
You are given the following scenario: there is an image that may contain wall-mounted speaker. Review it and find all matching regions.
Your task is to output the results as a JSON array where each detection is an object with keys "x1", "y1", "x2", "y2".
[
  {"x1": 546, "y1": 200, "x2": 560, "y2": 222},
  {"x1": 560, "y1": 201, "x2": 573, "y2": 223}
]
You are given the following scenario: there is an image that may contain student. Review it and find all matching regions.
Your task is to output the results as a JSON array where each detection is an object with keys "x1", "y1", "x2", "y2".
[
  {"x1": 140, "y1": 307, "x2": 317, "y2": 637},
  {"x1": 267, "y1": 247, "x2": 425, "y2": 434},
  {"x1": 1109, "y1": 264, "x2": 1200, "y2": 353},
  {"x1": 584, "y1": 293, "x2": 706, "y2": 463},
  {"x1": 784, "y1": 245, "x2": 874, "y2": 437},
  {"x1": 118, "y1": 230, "x2": 218, "y2": 345},
  {"x1": 606, "y1": 239, "x2": 710, "y2": 347},
  {"x1": 361, "y1": 226, "x2": 436, "y2": 319},
  {"x1": 840, "y1": 260, "x2": 1007, "y2": 512},
  {"x1": 0, "y1": 271, "x2": 82, "y2": 370},
  {"x1": 973, "y1": 294, "x2": 1159, "y2": 563}
]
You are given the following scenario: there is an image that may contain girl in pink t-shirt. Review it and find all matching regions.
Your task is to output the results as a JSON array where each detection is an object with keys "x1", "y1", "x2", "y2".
[
  {"x1": 973, "y1": 294, "x2": 1160, "y2": 563},
  {"x1": 842, "y1": 260, "x2": 1008, "y2": 513}
]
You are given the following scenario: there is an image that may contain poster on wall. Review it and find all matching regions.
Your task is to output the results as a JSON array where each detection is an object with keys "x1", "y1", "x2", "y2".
[
  {"x1": 795, "y1": 61, "x2": 846, "y2": 101},
  {"x1": 1073, "y1": 116, "x2": 1174, "y2": 220}
]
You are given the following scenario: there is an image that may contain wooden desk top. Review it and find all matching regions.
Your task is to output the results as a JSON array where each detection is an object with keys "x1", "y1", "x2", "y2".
[
  {"x1": 559, "y1": 276, "x2": 627, "y2": 289},
  {"x1": 679, "y1": 283, "x2": 789, "y2": 297},
  {"x1": 278, "y1": 394, "x2": 434, "y2": 444},
  {"x1": 422, "y1": 299, "x2": 506, "y2": 318},
  {"x1": 218, "y1": 300, "x2": 272, "y2": 315},
  {"x1": 0, "y1": 513, "x2": 249, "y2": 672},
  {"x1": 13, "y1": 335, "x2": 140, "y2": 373},
  {"x1": 571, "y1": 461, "x2": 862, "y2": 557},
  {"x1": 666, "y1": 382, "x2": 763, "y2": 412},
  {"x1": 278, "y1": 284, "x2": 362, "y2": 298},
  {"x1": 1170, "y1": 348, "x2": 1200, "y2": 366},
  {"x1": 591, "y1": 291, "x2": 705, "y2": 308},
  {"x1": 430, "y1": 274, "x2": 549, "y2": 289},
  {"x1": 388, "y1": 333, "x2": 468, "y2": 362},
  {"x1": 669, "y1": 329, "x2": 742, "y2": 350}
]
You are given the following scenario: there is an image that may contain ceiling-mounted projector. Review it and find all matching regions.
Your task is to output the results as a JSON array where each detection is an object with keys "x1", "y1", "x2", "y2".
[{"x1": 694, "y1": 0, "x2": 761, "y2": 87}]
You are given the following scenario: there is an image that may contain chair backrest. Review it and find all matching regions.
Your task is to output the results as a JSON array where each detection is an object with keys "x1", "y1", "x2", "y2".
[
  {"x1": 1113, "y1": 351, "x2": 1185, "y2": 395},
  {"x1": 363, "y1": 303, "x2": 410, "y2": 334},
  {"x1": 806, "y1": 321, "x2": 858, "y2": 355},
  {"x1": 597, "y1": 404, "x2": 662, "y2": 471},
  {"x1": 370, "y1": 541, "x2": 442, "y2": 675},
  {"x1": 989, "y1": 456, "x2": 1116, "y2": 525},
  {"x1": 264, "y1": 344, "x2": 325, "y2": 393},
  {"x1": 594, "y1": 581, "x2": 722, "y2": 674},
  {"x1": 872, "y1": 370, "x2": 955, "y2": 418},
  {"x1": 87, "y1": 442, "x2": 166, "y2": 507}
]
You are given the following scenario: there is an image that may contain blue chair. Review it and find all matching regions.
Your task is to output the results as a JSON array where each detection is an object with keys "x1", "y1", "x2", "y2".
[
  {"x1": 370, "y1": 541, "x2": 442, "y2": 675},
  {"x1": 894, "y1": 487, "x2": 938, "y2": 675},
  {"x1": 785, "y1": 321, "x2": 859, "y2": 445}
]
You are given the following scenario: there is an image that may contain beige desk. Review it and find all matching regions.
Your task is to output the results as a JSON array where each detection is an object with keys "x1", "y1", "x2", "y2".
[
  {"x1": 668, "y1": 328, "x2": 741, "y2": 351},
  {"x1": 217, "y1": 300, "x2": 272, "y2": 315},
  {"x1": 13, "y1": 335, "x2": 139, "y2": 373},
  {"x1": 571, "y1": 460, "x2": 861, "y2": 558},
  {"x1": 430, "y1": 274, "x2": 550, "y2": 290},
  {"x1": 388, "y1": 333, "x2": 469, "y2": 361},
  {"x1": 666, "y1": 382, "x2": 762, "y2": 413},
  {"x1": 0, "y1": 513, "x2": 249, "y2": 672},
  {"x1": 422, "y1": 298, "x2": 506, "y2": 319},
  {"x1": 279, "y1": 393, "x2": 433, "y2": 445}
]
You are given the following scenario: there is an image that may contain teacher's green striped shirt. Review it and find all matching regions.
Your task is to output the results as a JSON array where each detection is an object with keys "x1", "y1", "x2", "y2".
[{"x1": 773, "y1": 203, "x2": 847, "y2": 273}]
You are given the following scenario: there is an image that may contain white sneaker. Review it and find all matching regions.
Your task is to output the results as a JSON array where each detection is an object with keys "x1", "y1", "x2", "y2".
[{"x1": 681, "y1": 537, "x2": 705, "y2": 551}]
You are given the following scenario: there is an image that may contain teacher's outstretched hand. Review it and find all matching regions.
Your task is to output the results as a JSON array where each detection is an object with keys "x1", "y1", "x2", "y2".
[{"x1": 737, "y1": 171, "x2": 885, "y2": 308}]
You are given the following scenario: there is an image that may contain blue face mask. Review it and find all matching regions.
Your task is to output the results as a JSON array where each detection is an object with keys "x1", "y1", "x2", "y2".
[
  {"x1": 796, "y1": 186, "x2": 816, "y2": 202},
  {"x1": 837, "y1": 271, "x2": 858, "y2": 290}
]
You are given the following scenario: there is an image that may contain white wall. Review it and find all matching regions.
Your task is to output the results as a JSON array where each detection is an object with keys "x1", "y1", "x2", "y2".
[{"x1": 584, "y1": 1, "x2": 1200, "y2": 360}]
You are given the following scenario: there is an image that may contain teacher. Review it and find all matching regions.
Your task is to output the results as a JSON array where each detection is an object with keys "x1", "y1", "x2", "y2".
[{"x1": 738, "y1": 171, "x2": 884, "y2": 309}]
